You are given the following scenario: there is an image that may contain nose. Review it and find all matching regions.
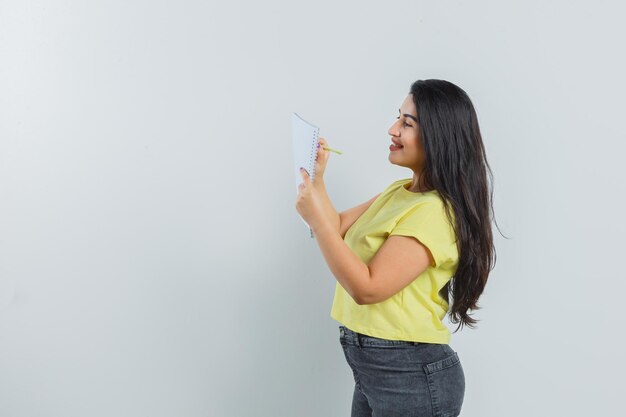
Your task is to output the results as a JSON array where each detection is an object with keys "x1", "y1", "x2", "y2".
[{"x1": 388, "y1": 120, "x2": 401, "y2": 137}]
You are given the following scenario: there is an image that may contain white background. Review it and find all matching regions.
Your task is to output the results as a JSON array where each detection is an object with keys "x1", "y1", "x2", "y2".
[{"x1": 1, "y1": 1, "x2": 625, "y2": 416}]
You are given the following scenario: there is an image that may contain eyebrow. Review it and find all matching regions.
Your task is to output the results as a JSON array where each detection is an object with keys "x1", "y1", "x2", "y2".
[{"x1": 399, "y1": 109, "x2": 418, "y2": 123}]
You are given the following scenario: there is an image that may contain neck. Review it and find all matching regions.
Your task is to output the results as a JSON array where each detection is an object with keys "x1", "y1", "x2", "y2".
[{"x1": 408, "y1": 173, "x2": 431, "y2": 192}]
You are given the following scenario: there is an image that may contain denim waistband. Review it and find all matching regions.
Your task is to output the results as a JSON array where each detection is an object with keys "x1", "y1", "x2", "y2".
[{"x1": 339, "y1": 325, "x2": 427, "y2": 347}]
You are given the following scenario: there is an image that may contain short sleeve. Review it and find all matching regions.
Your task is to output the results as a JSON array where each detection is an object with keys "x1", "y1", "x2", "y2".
[{"x1": 389, "y1": 201, "x2": 458, "y2": 268}]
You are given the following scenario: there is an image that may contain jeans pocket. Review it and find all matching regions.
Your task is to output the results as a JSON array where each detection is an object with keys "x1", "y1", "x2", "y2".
[{"x1": 423, "y1": 352, "x2": 465, "y2": 417}]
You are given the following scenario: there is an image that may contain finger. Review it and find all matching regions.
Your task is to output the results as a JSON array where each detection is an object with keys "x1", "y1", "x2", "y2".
[
  {"x1": 321, "y1": 140, "x2": 331, "y2": 156},
  {"x1": 318, "y1": 144, "x2": 329, "y2": 161},
  {"x1": 300, "y1": 167, "x2": 310, "y2": 185}
]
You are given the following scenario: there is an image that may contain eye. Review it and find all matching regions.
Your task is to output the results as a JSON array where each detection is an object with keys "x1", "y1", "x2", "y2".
[{"x1": 395, "y1": 116, "x2": 411, "y2": 128}]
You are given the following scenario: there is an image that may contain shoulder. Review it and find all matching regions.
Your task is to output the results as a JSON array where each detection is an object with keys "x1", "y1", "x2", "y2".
[
  {"x1": 390, "y1": 197, "x2": 459, "y2": 268},
  {"x1": 380, "y1": 178, "x2": 411, "y2": 194},
  {"x1": 398, "y1": 196, "x2": 455, "y2": 232},
  {"x1": 390, "y1": 177, "x2": 411, "y2": 187}
]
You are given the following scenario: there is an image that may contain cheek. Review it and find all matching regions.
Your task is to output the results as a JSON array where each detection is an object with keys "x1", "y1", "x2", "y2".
[{"x1": 407, "y1": 140, "x2": 420, "y2": 153}]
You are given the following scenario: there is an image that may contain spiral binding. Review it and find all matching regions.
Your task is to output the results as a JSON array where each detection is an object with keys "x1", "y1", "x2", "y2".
[
  {"x1": 309, "y1": 128, "x2": 319, "y2": 238},
  {"x1": 309, "y1": 129, "x2": 318, "y2": 182}
]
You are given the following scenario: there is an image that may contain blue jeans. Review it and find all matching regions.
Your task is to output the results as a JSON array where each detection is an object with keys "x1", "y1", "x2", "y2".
[{"x1": 339, "y1": 325, "x2": 465, "y2": 417}]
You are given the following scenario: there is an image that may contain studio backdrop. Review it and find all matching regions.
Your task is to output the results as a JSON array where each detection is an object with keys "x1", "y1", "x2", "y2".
[{"x1": 1, "y1": 1, "x2": 624, "y2": 416}]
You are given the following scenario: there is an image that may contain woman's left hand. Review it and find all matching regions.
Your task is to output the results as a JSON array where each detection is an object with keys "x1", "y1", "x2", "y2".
[{"x1": 295, "y1": 167, "x2": 326, "y2": 232}]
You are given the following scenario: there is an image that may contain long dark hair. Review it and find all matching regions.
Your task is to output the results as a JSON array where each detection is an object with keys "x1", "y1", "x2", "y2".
[{"x1": 409, "y1": 79, "x2": 505, "y2": 332}]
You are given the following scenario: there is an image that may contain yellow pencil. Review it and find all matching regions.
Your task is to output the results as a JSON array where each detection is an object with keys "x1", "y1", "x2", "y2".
[{"x1": 322, "y1": 146, "x2": 343, "y2": 155}]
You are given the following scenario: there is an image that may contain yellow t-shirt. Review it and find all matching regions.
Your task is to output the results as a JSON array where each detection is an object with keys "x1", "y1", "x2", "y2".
[{"x1": 330, "y1": 178, "x2": 460, "y2": 344}]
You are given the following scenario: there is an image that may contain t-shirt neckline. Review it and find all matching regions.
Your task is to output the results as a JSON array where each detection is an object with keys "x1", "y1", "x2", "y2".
[{"x1": 399, "y1": 179, "x2": 437, "y2": 195}]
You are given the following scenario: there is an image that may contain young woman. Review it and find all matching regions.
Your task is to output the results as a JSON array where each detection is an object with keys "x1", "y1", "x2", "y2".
[{"x1": 296, "y1": 79, "x2": 496, "y2": 417}]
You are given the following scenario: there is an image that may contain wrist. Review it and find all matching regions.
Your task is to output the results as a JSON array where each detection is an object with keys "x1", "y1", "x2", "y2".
[
  {"x1": 314, "y1": 177, "x2": 326, "y2": 189},
  {"x1": 312, "y1": 218, "x2": 336, "y2": 237}
]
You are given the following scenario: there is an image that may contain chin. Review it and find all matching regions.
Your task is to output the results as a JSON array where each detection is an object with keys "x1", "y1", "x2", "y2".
[
  {"x1": 388, "y1": 155, "x2": 402, "y2": 166},
  {"x1": 387, "y1": 152, "x2": 397, "y2": 164}
]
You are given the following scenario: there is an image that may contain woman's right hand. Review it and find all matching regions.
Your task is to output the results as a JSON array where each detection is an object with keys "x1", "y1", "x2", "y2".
[{"x1": 314, "y1": 137, "x2": 331, "y2": 183}]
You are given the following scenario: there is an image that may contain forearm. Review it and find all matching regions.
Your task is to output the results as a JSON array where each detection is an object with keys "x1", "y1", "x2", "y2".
[
  {"x1": 312, "y1": 221, "x2": 370, "y2": 304},
  {"x1": 314, "y1": 179, "x2": 340, "y2": 232}
]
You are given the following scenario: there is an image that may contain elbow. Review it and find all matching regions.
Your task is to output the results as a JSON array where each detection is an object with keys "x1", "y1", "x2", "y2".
[
  {"x1": 354, "y1": 288, "x2": 374, "y2": 305},
  {"x1": 354, "y1": 269, "x2": 374, "y2": 305},
  {"x1": 353, "y1": 294, "x2": 366, "y2": 305},
  {"x1": 356, "y1": 283, "x2": 391, "y2": 305},
  {"x1": 356, "y1": 292, "x2": 389, "y2": 305},
  {"x1": 354, "y1": 295, "x2": 368, "y2": 305}
]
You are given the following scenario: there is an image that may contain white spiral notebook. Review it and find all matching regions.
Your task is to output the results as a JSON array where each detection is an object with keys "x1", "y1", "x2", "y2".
[{"x1": 291, "y1": 112, "x2": 320, "y2": 238}]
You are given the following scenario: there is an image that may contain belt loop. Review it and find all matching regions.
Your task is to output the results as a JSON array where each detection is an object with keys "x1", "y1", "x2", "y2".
[{"x1": 356, "y1": 332, "x2": 362, "y2": 349}]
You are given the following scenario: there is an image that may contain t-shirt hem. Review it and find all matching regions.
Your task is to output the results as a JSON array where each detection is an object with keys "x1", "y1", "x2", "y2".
[{"x1": 331, "y1": 315, "x2": 451, "y2": 345}]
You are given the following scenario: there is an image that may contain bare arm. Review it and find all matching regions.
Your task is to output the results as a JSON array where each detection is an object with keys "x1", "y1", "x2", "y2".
[
  {"x1": 312, "y1": 219, "x2": 433, "y2": 305},
  {"x1": 339, "y1": 193, "x2": 381, "y2": 238},
  {"x1": 303, "y1": 138, "x2": 417, "y2": 305},
  {"x1": 314, "y1": 181, "x2": 381, "y2": 239},
  {"x1": 314, "y1": 179, "x2": 340, "y2": 233}
]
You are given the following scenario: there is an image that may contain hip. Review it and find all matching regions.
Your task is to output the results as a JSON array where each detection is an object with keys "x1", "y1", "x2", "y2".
[{"x1": 339, "y1": 325, "x2": 465, "y2": 416}]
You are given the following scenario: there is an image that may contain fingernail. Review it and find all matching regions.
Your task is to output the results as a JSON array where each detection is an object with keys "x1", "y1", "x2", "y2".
[{"x1": 317, "y1": 143, "x2": 321, "y2": 148}]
